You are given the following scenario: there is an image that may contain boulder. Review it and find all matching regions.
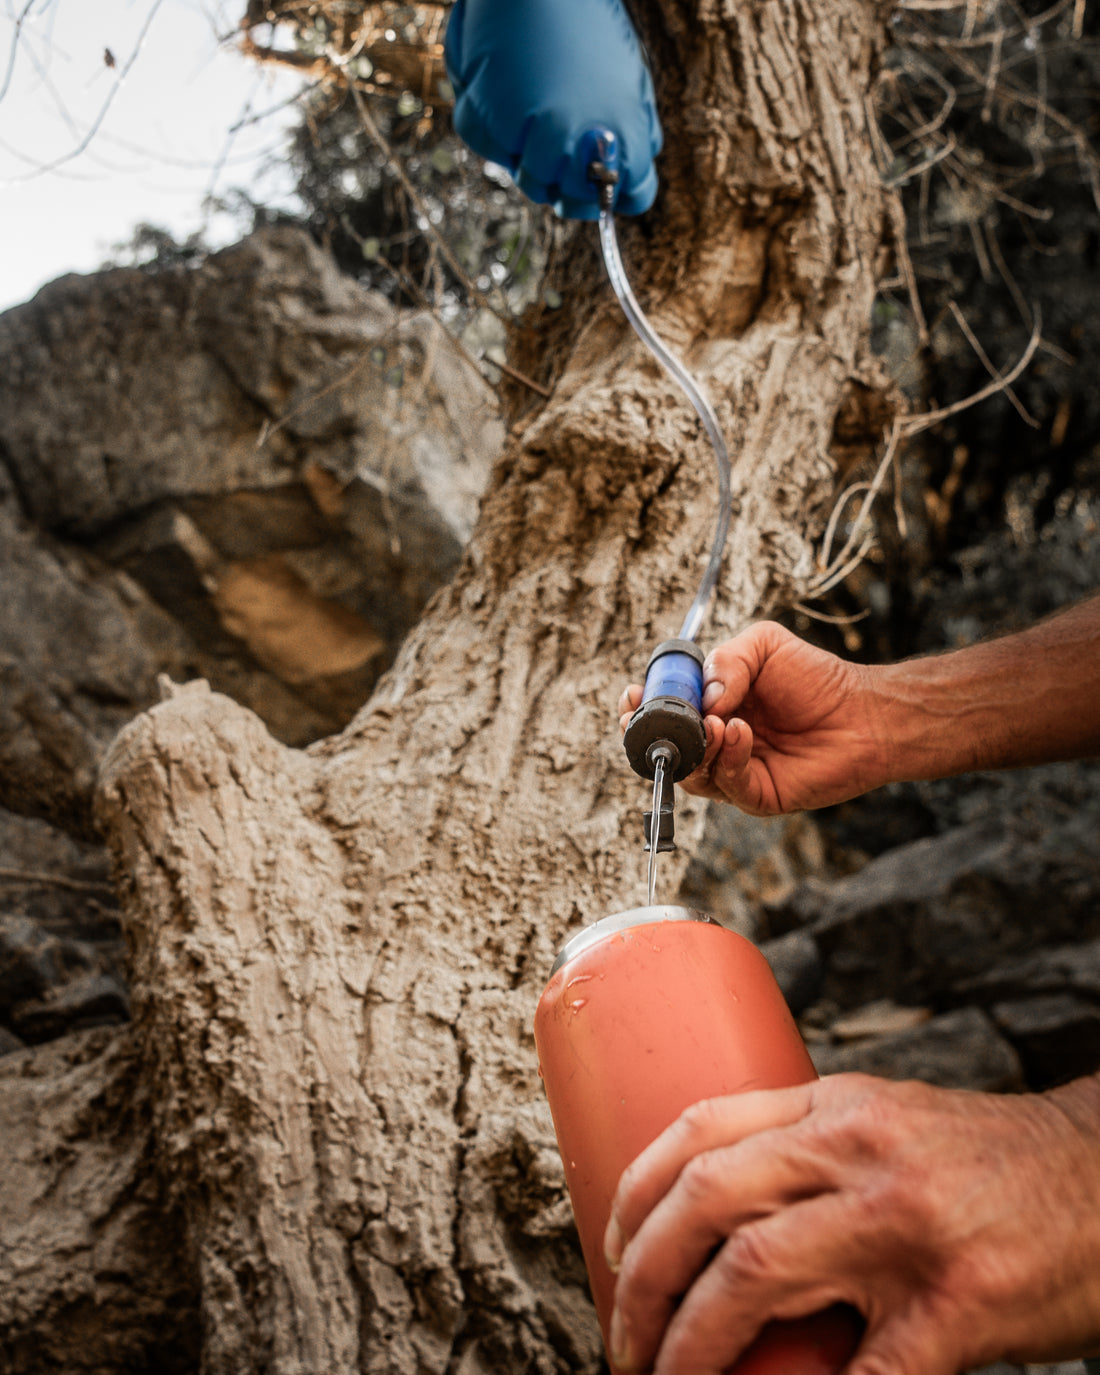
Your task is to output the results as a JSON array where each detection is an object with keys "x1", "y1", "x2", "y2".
[
  {"x1": 989, "y1": 994, "x2": 1100, "y2": 1089},
  {"x1": 0, "y1": 808, "x2": 128, "y2": 1045},
  {"x1": 769, "y1": 814, "x2": 1100, "y2": 1008},
  {"x1": 810, "y1": 1007, "x2": 1024, "y2": 1092},
  {"x1": 760, "y1": 929, "x2": 824, "y2": 1016},
  {"x1": 0, "y1": 227, "x2": 502, "y2": 829}
]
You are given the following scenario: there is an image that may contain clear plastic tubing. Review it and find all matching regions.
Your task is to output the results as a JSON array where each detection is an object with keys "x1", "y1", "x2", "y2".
[{"x1": 597, "y1": 208, "x2": 732, "y2": 644}]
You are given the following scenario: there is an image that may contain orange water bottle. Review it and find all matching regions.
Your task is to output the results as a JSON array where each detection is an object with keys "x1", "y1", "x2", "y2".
[{"x1": 534, "y1": 905, "x2": 861, "y2": 1375}]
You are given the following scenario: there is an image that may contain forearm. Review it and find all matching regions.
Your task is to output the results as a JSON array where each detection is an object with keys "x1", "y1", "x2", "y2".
[{"x1": 866, "y1": 594, "x2": 1100, "y2": 785}]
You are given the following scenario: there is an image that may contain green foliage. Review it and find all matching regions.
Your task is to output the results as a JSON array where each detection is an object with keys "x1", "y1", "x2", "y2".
[
  {"x1": 103, "y1": 222, "x2": 209, "y2": 273},
  {"x1": 263, "y1": 82, "x2": 550, "y2": 328}
]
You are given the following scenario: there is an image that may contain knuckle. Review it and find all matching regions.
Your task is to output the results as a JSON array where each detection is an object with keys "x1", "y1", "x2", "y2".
[
  {"x1": 672, "y1": 1097, "x2": 727, "y2": 1154},
  {"x1": 676, "y1": 1149, "x2": 725, "y2": 1207},
  {"x1": 714, "y1": 1221, "x2": 778, "y2": 1288},
  {"x1": 808, "y1": 1073, "x2": 912, "y2": 1161},
  {"x1": 809, "y1": 1077, "x2": 945, "y2": 1234}
]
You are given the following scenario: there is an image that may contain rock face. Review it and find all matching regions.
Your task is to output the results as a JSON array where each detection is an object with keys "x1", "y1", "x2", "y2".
[
  {"x1": 0, "y1": 227, "x2": 501, "y2": 1046},
  {"x1": 0, "y1": 225, "x2": 501, "y2": 775},
  {"x1": 711, "y1": 762, "x2": 1100, "y2": 1097},
  {"x1": 710, "y1": 777, "x2": 1100, "y2": 1096},
  {"x1": 772, "y1": 802, "x2": 1100, "y2": 1008}
]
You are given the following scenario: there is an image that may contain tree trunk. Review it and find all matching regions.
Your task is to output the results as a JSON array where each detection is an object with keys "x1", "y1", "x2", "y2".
[{"x1": 0, "y1": 3, "x2": 893, "y2": 1371}]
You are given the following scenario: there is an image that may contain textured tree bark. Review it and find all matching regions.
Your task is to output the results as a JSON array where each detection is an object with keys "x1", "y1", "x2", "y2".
[
  {"x1": 0, "y1": 1029, "x2": 199, "y2": 1374},
  {"x1": 0, "y1": 3, "x2": 893, "y2": 1371}
]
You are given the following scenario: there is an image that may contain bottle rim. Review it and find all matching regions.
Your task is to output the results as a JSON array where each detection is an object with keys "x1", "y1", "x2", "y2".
[{"x1": 549, "y1": 904, "x2": 714, "y2": 977}]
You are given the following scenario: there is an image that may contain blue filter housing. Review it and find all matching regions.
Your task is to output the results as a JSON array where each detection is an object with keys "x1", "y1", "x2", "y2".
[{"x1": 622, "y1": 639, "x2": 707, "y2": 783}]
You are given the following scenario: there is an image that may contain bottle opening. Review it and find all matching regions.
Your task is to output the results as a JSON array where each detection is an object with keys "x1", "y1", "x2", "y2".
[{"x1": 550, "y1": 905, "x2": 714, "y2": 976}]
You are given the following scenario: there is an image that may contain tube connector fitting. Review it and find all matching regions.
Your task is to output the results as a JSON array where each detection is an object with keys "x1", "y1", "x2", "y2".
[{"x1": 582, "y1": 126, "x2": 621, "y2": 212}]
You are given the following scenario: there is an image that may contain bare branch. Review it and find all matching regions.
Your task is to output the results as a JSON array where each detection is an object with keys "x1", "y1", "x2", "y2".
[
  {"x1": 818, "y1": 481, "x2": 873, "y2": 573},
  {"x1": 807, "y1": 530, "x2": 877, "y2": 598},
  {"x1": 791, "y1": 602, "x2": 872, "y2": 625},
  {"x1": 804, "y1": 303, "x2": 1041, "y2": 605},
  {"x1": 807, "y1": 425, "x2": 902, "y2": 594},
  {"x1": 946, "y1": 298, "x2": 1039, "y2": 428},
  {"x1": 7, "y1": 0, "x2": 168, "y2": 182},
  {"x1": 884, "y1": 134, "x2": 956, "y2": 188},
  {"x1": 338, "y1": 62, "x2": 519, "y2": 325},
  {"x1": 888, "y1": 194, "x2": 930, "y2": 344},
  {"x1": 900, "y1": 309, "x2": 1042, "y2": 435},
  {"x1": 0, "y1": 865, "x2": 115, "y2": 895},
  {"x1": 0, "y1": 0, "x2": 35, "y2": 107}
]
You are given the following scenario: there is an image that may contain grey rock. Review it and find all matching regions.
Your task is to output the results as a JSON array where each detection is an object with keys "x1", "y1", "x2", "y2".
[
  {"x1": 0, "y1": 807, "x2": 115, "y2": 930},
  {"x1": 771, "y1": 816, "x2": 1100, "y2": 1008},
  {"x1": 990, "y1": 994, "x2": 1100, "y2": 1089},
  {"x1": 760, "y1": 930, "x2": 823, "y2": 1016},
  {"x1": 0, "y1": 502, "x2": 195, "y2": 836},
  {"x1": 680, "y1": 803, "x2": 830, "y2": 934},
  {"x1": 0, "y1": 807, "x2": 125, "y2": 1012},
  {"x1": 911, "y1": 495, "x2": 1100, "y2": 658},
  {"x1": 0, "y1": 1025, "x2": 24, "y2": 1056},
  {"x1": 0, "y1": 227, "x2": 502, "y2": 833},
  {"x1": 1, "y1": 229, "x2": 496, "y2": 540},
  {"x1": 810, "y1": 1007, "x2": 1024, "y2": 1092},
  {"x1": 0, "y1": 893, "x2": 125, "y2": 1042},
  {"x1": 956, "y1": 937, "x2": 1100, "y2": 1005},
  {"x1": 0, "y1": 808, "x2": 129, "y2": 1044},
  {"x1": 0, "y1": 916, "x2": 66, "y2": 1008}
]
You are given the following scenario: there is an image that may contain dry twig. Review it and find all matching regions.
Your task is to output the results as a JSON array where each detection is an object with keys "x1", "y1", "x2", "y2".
[
  {"x1": 7, "y1": 0, "x2": 168, "y2": 182},
  {"x1": 803, "y1": 310, "x2": 1042, "y2": 603},
  {"x1": 0, "y1": 866, "x2": 116, "y2": 895}
]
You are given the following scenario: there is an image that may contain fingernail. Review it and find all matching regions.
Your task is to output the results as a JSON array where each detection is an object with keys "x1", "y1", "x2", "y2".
[
  {"x1": 609, "y1": 1306, "x2": 632, "y2": 1370},
  {"x1": 604, "y1": 1214, "x2": 624, "y2": 1272},
  {"x1": 702, "y1": 680, "x2": 724, "y2": 711}
]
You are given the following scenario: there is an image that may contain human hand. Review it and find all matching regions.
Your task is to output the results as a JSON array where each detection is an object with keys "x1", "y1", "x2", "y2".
[
  {"x1": 603, "y1": 1072, "x2": 1100, "y2": 1375},
  {"x1": 618, "y1": 623, "x2": 885, "y2": 815},
  {"x1": 444, "y1": 0, "x2": 661, "y2": 219}
]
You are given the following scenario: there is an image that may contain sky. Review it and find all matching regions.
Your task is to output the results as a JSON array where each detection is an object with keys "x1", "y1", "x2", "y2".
[{"x1": 0, "y1": 0, "x2": 307, "y2": 312}]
